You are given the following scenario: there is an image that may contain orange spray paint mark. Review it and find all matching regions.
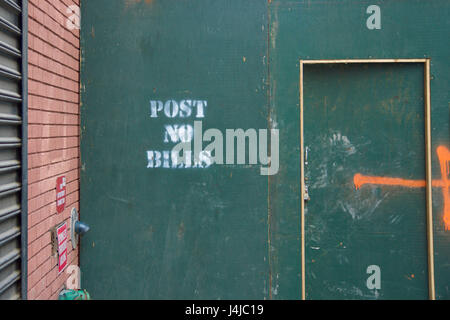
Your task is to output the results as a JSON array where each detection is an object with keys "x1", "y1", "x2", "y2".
[
  {"x1": 436, "y1": 146, "x2": 450, "y2": 230},
  {"x1": 354, "y1": 146, "x2": 450, "y2": 230}
]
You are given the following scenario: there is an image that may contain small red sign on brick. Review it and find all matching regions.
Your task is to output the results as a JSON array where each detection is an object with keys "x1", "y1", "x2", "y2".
[
  {"x1": 56, "y1": 176, "x2": 66, "y2": 214},
  {"x1": 57, "y1": 222, "x2": 68, "y2": 274}
]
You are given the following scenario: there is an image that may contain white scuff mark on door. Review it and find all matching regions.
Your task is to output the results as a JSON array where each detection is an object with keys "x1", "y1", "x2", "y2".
[
  {"x1": 338, "y1": 201, "x2": 358, "y2": 220},
  {"x1": 311, "y1": 162, "x2": 328, "y2": 189},
  {"x1": 336, "y1": 254, "x2": 350, "y2": 265},
  {"x1": 270, "y1": 6, "x2": 279, "y2": 50},
  {"x1": 326, "y1": 282, "x2": 379, "y2": 299},
  {"x1": 270, "y1": 116, "x2": 278, "y2": 129},
  {"x1": 107, "y1": 195, "x2": 131, "y2": 204},
  {"x1": 271, "y1": 284, "x2": 279, "y2": 296},
  {"x1": 306, "y1": 220, "x2": 327, "y2": 244},
  {"x1": 332, "y1": 285, "x2": 364, "y2": 297},
  {"x1": 329, "y1": 132, "x2": 356, "y2": 155},
  {"x1": 338, "y1": 191, "x2": 390, "y2": 220},
  {"x1": 388, "y1": 214, "x2": 403, "y2": 225}
]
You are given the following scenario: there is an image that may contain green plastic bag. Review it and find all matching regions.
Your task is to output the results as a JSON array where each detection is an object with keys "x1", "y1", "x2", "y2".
[{"x1": 58, "y1": 289, "x2": 91, "y2": 300}]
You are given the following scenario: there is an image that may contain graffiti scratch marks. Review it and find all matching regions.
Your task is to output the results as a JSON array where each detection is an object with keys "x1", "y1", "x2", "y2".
[{"x1": 354, "y1": 146, "x2": 450, "y2": 230}]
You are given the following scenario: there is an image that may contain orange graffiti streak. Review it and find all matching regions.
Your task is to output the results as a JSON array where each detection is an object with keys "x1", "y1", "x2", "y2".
[{"x1": 354, "y1": 146, "x2": 450, "y2": 230}]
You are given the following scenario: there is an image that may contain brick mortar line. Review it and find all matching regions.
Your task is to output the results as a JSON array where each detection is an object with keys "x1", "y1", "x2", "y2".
[
  {"x1": 29, "y1": 179, "x2": 80, "y2": 194},
  {"x1": 28, "y1": 170, "x2": 79, "y2": 186},
  {"x1": 28, "y1": 106, "x2": 80, "y2": 116},
  {"x1": 28, "y1": 181, "x2": 80, "y2": 199},
  {"x1": 29, "y1": 154, "x2": 79, "y2": 166},
  {"x1": 29, "y1": 78, "x2": 80, "y2": 96},
  {"x1": 28, "y1": 161, "x2": 80, "y2": 176},
  {"x1": 28, "y1": 251, "x2": 79, "y2": 296},
  {"x1": 28, "y1": 47, "x2": 80, "y2": 75},
  {"x1": 28, "y1": 107, "x2": 80, "y2": 117},
  {"x1": 29, "y1": 123, "x2": 79, "y2": 127},
  {"x1": 28, "y1": 215, "x2": 79, "y2": 259},
  {"x1": 30, "y1": 0, "x2": 81, "y2": 40},
  {"x1": 28, "y1": 165, "x2": 80, "y2": 185},
  {"x1": 28, "y1": 124, "x2": 80, "y2": 130},
  {"x1": 27, "y1": 0, "x2": 81, "y2": 300},
  {"x1": 28, "y1": 181, "x2": 80, "y2": 198},
  {"x1": 28, "y1": 166, "x2": 79, "y2": 178},
  {"x1": 28, "y1": 145, "x2": 80, "y2": 156},
  {"x1": 28, "y1": 246, "x2": 78, "y2": 278},
  {"x1": 28, "y1": 135, "x2": 80, "y2": 141},
  {"x1": 27, "y1": 213, "x2": 79, "y2": 257},
  {"x1": 28, "y1": 146, "x2": 79, "y2": 154},
  {"x1": 28, "y1": 121, "x2": 80, "y2": 126},
  {"x1": 28, "y1": 52, "x2": 79, "y2": 76},
  {"x1": 28, "y1": 145, "x2": 80, "y2": 155},
  {"x1": 28, "y1": 220, "x2": 79, "y2": 257},
  {"x1": 28, "y1": 176, "x2": 80, "y2": 198},
  {"x1": 27, "y1": 194, "x2": 80, "y2": 235},
  {"x1": 29, "y1": 59, "x2": 79, "y2": 83},
  {"x1": 29, "y1": 145, "x2": 80, "y2": 152},
  {"x1": 29, "y1": 77, "x2": 79, "y2": 95},
  {"x1": 28, "y1": 30, "x2": 79, "y2": 64},
  {"x1": 29, "y1": 2, "x2": 80, "y2": 44},
  {"x1": 29, "y1": 69, "x2": 79, "y2": 89},
  {"x1": 27, "y1": 188, "x2": 80, "y2": 218},
  {"x1": 28, "y1": 161, "x2": 80, "y2": 175},
  {"x1": 27, "y1": 92, "x2": 79, "y2": 104},
  {"x1": 28, "y1": 155, "x2": 80, "y2": 171},
  {"x1": 28, "y1": 28, "x2": 79, "y2": 67},
  {"x1": 29, "y1": 99, "x2": 80, "y2": 106},
  {"x1": 30, "y1": 254, "x2": 79, "y2": 298},
  {"x1": 27, "y1": 222, "x2": 77, "y2": 256},
  {"x1": 28, "y1": 134, "x2": 80, "y2": 140},
  {"x1": 28, "y1": 157, "x2": 80, "y2": 182},
  {"x1": 29, "y1": 108, "x2": 80, "y2": 115},
  {"x1": 40, "y1": 0, "x2": 81, "y2": 39}
]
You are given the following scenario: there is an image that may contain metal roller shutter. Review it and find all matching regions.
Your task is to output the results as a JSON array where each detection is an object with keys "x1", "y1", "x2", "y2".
[{"x1": 0, "y1": 0, "x2": 26, "y2": 300}]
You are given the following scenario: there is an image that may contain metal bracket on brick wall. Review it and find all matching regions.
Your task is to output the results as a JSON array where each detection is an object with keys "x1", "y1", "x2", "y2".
[
  {"x1": 70, "y1": 208, "x2": 79, "y2": 249},
  {"x1": 50, "y1": 226, "x2": 58, "y2": 257}
]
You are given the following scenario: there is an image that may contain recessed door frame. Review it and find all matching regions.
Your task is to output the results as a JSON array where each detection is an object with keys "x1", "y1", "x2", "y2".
[{"x1": 299, "y1": 58, "x2": 434, "y2": 300}]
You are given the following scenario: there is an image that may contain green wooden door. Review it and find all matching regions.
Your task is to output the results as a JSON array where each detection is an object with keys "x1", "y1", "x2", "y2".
[
  {"x1": 303, "y1": 62, "x2": 428, "y2": 299},
  {"x1": 267, "y1": 0, "x2": 449, "y2": 300}
]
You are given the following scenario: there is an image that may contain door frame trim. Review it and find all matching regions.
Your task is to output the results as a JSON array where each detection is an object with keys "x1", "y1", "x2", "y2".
[{"x1": 299, "y1": 58, "x2": 434, "y2": 300}]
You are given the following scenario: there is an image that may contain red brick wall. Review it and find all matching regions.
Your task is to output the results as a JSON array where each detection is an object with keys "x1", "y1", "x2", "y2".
[{"x1": 27, "y1": 0, "x2": 80, "y2": 300}]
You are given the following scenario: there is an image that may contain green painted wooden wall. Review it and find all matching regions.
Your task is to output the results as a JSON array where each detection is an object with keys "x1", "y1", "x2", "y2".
[{"x1": 80, "y1": 0, "x2": 449, "y2": 299}]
